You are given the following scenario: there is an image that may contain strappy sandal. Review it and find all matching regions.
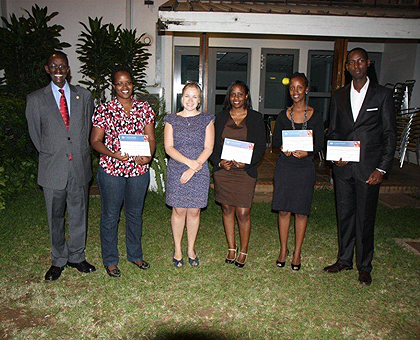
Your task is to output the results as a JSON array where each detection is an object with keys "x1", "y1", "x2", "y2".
[
  {"x1": 172, "y1": 250, "x2": 184, "y2": 268},
  {"x1": 276, "y1": 249, "x2": 289, "y2": 268},
  {"x1": 234, "y1": 252, "x2": 248, "y2": 268},
  {"x1": 131, "y1": 260, "x2": 150, "y2": 270},
  {"x1": 105, "y1": 265, "x2": 121, "y2": 278},
  {"x1": 225, "y1": 246, "x2": 238, "y2": 264},
  {"x1": 187, "y1": 250, "x2": 200, "y2": 267}
]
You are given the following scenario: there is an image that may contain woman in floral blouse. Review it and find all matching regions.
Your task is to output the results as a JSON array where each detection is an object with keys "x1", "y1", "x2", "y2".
[{"x1": 91, "y1": 66, "x2": 155, "y2": 278}]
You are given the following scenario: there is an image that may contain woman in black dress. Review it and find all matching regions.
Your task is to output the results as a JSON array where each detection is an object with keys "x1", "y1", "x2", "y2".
[
  {"x1": 272, "y1": 72, "x2": 324, "y2": 270},
  {"x1": 210, "y1": 81, "x2": 266, "y2": 268}
]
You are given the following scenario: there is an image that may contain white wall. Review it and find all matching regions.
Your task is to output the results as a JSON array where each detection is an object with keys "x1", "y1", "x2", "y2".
[
  {"x1": 3, "y1": 0, "x2": 419, "y2": 114},
  {"x1": 3, "y1": 0, "x2": 162, "y2": 86},
  {"x1": 380, "y1": 42, "x2": 418, "y2": 87},
  {"x1": 412, "y1": 44, "x2": 420, "y2": 108}
]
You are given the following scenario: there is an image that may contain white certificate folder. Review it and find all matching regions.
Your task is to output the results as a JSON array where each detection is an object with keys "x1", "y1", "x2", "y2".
[
  {"x1": 119, "y1": 134, "x2": 151, "y2": 156},
  {"x1": 221, "y1": 138, "x2": 254, "y2": 164},
  {"x1": 282, "y1": 130, "x2": 313, "y2": 152},
  {"x1": 326, "y1": 140, "x2": 360, "y2": 162}
]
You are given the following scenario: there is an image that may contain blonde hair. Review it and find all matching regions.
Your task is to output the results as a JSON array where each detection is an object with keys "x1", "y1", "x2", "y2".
[{"x1": 181, "y1": 82, "x2": 202, "y2": 110}]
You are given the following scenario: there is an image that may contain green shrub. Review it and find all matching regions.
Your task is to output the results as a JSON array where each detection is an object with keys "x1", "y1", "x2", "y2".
[
  {"x1": 0, "y1": 5, "x2": 70, "y2": 100},
  {"x1": 0, "y1": 96, "x2": 38, "y2": 210}
]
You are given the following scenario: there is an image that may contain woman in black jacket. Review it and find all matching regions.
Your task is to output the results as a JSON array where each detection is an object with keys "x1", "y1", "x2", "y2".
[{"x1": 210, "y1": 80, "x2": 266, "y2": 268}]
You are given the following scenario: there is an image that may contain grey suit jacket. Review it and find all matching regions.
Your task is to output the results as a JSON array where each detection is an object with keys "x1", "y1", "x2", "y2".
[
  {"x1": 26, "y1": 83, "x2": 94, "y2": 190},
  {"x1": 327, "y1": 82, "x2": 397, "y2": 181}
]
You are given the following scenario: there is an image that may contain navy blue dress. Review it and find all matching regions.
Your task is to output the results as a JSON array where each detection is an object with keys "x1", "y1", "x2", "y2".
[
  {"x1": 272, "y1": 109, "x2": 324, "y2": 215},
  {"x1": 164, "y1": 112, "x2": 214, "y2": 208}
]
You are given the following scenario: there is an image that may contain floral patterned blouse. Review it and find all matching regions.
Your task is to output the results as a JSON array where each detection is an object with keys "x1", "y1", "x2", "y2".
[{"x1": 92, "y1": 98, "x2": 155, "y2": 177}]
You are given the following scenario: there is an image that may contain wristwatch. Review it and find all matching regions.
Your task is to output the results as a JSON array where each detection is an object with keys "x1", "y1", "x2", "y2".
[{"x1": 376, "y1": 168, "x2": 386, "y2": 175}]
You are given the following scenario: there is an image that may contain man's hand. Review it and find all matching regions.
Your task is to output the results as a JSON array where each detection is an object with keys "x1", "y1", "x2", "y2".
[{"x1": 366, "y1": 169, "x2": 383, "y2": 185}]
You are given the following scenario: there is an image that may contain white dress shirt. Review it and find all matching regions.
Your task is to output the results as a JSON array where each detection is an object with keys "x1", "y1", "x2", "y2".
[{"x1": 350, "y1": 77, "x2": 369, "y2": 122}]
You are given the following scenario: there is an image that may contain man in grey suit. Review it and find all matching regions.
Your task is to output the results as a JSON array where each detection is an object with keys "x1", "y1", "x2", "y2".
[{"x1": 26, "y1": 51, "x2": 96, "y2": 281}]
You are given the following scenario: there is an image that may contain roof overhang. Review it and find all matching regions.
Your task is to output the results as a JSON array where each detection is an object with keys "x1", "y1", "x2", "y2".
[{"x1": 159, "y1": 6, "x2": 420, "y2": 39}]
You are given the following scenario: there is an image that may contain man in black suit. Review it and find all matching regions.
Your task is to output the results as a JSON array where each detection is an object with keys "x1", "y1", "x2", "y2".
[
  {"x1": 26, "y1": 51, "x2": 96, "y2": 281},
  {"x1": 324, "y1": 48, "x2": 397, "y2": 285}
]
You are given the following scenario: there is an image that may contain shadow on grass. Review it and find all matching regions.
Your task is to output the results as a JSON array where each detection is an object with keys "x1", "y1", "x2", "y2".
[{"x1": 152, "y1": 328, "x2": 232, "y2": 340}]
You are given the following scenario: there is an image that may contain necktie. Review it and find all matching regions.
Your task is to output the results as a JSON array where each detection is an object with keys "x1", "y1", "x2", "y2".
[{"x1": 59, "y1": 89, "x2": 70, "y2": 130}]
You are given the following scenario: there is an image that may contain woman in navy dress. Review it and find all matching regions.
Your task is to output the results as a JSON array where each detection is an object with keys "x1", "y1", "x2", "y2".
[
  {"x1": 164, "y1": 82, "x2": 215, "y2": 267},
  {"x1": 272, "y1": 72, "x2": 324, "y2": 271}
]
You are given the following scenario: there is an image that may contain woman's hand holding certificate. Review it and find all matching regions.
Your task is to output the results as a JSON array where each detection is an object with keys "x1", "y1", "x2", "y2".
[
  {"x1": 282, "y1": 130, "x2": 313, "y2": 152},
  {"x1": 119, "y1": 134, "x2": 151, "y2": 157},
  {"x1": 220, "y1": 138, "x2": 254, "y2": 164}
]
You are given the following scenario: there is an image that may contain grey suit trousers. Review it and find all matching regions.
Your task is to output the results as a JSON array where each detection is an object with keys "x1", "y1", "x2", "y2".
[{"x1": 43, "y1": 164, "x2": 88, "y2": 267}]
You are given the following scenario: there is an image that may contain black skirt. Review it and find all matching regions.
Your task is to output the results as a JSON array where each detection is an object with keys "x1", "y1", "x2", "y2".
[{"x1": 272, "y1": 155, "x2": 316, "y2": 216}]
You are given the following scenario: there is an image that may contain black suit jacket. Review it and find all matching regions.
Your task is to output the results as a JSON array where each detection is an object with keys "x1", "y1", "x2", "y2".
[
  {"x1": 210, "y1": 109, "x2": 266, "y2": 178},
  {"x1": 327, "y1": 82, "x2": 397, "y2": 181}
]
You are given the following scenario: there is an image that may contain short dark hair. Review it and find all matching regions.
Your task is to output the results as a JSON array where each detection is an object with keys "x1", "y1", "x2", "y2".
[
  {"x1": 222, "y1": 80, "x2": 252, "y2": 111},
  {"x1": 289, "y1": 72, "x2": 309, "y2": 88},
  {"x1": 347, "y1": 47, "x2": 369, "y2": 62},
  {"x1": 45, "y1": 51, "x2": 69, "y2": 66},
  {"x1": 111, "y1": 65, "x2": 133, "y2": 84}
]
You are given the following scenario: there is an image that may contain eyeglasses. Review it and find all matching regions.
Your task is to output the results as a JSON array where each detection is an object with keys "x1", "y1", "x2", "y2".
[{"x1": 48, "y1": 64, "x2": 69, "y2": 70}]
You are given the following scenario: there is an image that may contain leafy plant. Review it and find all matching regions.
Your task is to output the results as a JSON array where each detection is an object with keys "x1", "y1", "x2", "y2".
[
  {"x1": 77, "y1": 17, "x2": 151, "y2": 104},
  {"x1": 150, "y1": 98, "x2": 168, "y2": 195},
  {"x1": 77, "y1": 17, "x2": 120, "y2": 104},
  {"x1": 0, "y1": 5, "x2": 70, "y2": 100},
  {"x1": 0, "y1": 96, "x2": 38, "y2": 210},
  {"x1": 115, "y1": 29, "x2": 151, "y2": 96}
]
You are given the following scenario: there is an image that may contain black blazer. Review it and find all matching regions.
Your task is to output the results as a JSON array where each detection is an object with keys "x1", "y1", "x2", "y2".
[
  {"x1": 327, "y1": 82, "x2": 397, "y2": 181},
  {"x1": 210, "y1": 109, "x2": 266, "y2": 178}
]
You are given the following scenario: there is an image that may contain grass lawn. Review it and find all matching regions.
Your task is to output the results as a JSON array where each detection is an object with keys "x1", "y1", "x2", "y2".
[{"x1": 1, "y1": 189, "x2": 419, "y2": 339}]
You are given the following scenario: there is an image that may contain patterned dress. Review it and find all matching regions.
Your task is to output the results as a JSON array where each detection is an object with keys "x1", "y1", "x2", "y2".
[{"x1": 164, "y1": 112, "x2": 214, "y2": 208}]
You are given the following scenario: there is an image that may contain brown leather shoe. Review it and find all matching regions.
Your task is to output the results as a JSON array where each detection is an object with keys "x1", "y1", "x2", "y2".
[
  {"x1": 358, "y1": 271, "x2": 372, "y2": 286},
  {"x1": 323, "y1": 262, "x2": 353, "y2": 273}
]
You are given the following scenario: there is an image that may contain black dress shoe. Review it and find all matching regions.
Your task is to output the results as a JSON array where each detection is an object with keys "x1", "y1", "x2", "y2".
[
  {"x1": 358, "y1": 271, "x2": 372, "y2": 286},
  {"x1": 67, "y1": 260, "x2": 96, "y2": 273},
  {"x1": 323, "y1": 262, "x2": 353, "y2": 273},
  {"x1": 45, "y1": 265, "x2": 65, "y2": 281}
]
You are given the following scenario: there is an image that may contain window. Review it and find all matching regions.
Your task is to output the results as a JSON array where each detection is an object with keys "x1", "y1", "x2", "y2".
[
  {"x1": 259, "y1": 48, "x2": 299, "y2": 116},
  {"x1": 173, "y1": 47, "x2": 251, "y2": 114},
  {"x1": 307, "y1": 50, "x2": 334, "y2": 122}
]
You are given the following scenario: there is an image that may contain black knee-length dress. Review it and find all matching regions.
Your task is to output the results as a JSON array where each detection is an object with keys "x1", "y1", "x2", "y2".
[{"x1": 271, "y1": 109, "x2": 324, "y2": 215}]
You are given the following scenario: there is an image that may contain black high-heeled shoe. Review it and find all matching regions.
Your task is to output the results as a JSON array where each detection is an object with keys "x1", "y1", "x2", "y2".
[
  {"x1": 225, "y1": 246, "x2": 238, "y2": 264},
  {"x1": 234, "y1": 252, "x2": 248, "y2": 268},
  {"x1": 291, "y1": 263, "x2": 301, "y2": 271},
  {"x1": 276, "y1": 249, "x2": 289, "y2": 268},
  {"x1": 291, "y1": 251, "x2": 301, "y2": 271}
]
